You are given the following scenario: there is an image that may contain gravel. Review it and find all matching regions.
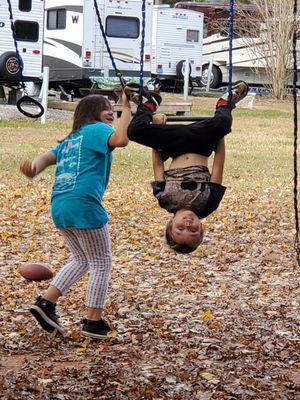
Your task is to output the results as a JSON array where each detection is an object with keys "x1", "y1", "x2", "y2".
[{"x1": 0, "y1": 103, "x2": 74, "y2": 122}]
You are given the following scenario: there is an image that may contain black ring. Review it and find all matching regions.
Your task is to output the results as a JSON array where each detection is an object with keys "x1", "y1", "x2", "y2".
[{"x1": 16, "y1": 95, "x2": 44, "y2": 118}]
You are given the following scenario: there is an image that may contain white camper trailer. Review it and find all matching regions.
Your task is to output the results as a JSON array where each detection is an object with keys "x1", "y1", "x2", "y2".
[
  {"x1": 0, "y1": 0, "x2": 44, "y2": 86},
  {"x1": 44, "y1": 0, "x2": 153, "y2": 92},
  {"x1": 175, "y1": 1, "x2": 300, "y2": 88},
  {"x1": 151, "y1": 5, "x2": 203, "y2": 85}
]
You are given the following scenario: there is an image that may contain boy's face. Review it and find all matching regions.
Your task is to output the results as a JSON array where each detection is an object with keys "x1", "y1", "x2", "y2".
[{"x1": 171, "y1": 210, "x2": 203, "y2": 247}]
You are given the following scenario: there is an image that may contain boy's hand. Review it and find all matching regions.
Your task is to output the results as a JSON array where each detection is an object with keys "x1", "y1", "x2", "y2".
[
  {"x1": 20, "y1": 160, "x2": 37, "y2": 178},
  {"x1": 153, "y1": 113, "x2": 167, "y2": 125}
]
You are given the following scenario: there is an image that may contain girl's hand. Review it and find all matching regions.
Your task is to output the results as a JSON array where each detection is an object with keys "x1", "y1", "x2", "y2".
[
  {"x1": 121, "y1": 90, "x2": 131, "y2": 109},
  {"x1": 20, "y1": 160, "x2": 37, "y2": 178}
]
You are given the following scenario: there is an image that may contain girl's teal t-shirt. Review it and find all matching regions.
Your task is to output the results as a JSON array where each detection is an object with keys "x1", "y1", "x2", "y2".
[{"x1": 50, "y1": 122, "x2": 114, "y2": 229}]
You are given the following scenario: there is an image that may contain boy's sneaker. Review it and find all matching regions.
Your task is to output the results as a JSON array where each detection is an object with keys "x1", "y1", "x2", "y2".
[
  {"x1": 124, "y1": 82, "x2": 162, "y2": 107},
  {"x1": 219, "y1": 80, "x2": 249, "y2": 107},
  {"x1": 30, "y1": 295, "x2": 64, "y2": 334},
  {"x1": 124, "y1": 82, "x2": 141, "y2": 104},
  {"x1": 145, "y1": 77, "x2": 161, "y2": 93},
  {"x1": 81, "y1": 318, "x2": 112, "y2": 339}
]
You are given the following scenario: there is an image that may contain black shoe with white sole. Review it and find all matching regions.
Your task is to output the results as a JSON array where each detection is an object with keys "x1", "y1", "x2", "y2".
[
  {"x1": 30, "y1": 295, "x2": 64, "y2": 334},
  {"x1": 145, "y1": 77, "x2": 161, "y2": 92},
  {"x1": 82, "y1": 318, "x2": 112, "y2": 339},
  {"x1": 124, "y1": 82, "x2": 162, "y2": 107},
  {"x1": 221, "y1": 80, "x2": 249, "y2": 106}
]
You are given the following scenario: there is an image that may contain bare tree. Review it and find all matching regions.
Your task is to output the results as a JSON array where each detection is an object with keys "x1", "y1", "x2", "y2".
[{"x1": 237, "y1": 0, "x2": 297, "y2": 99}]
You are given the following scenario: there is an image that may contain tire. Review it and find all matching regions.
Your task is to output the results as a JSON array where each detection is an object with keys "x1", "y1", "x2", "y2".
[
  {"x1": 0, "y1": 52, "x2": 23, "y2": 82},
  {"x1": 176, "y1": 60, "x2": 192, "y2": 80},
  {"x1": 200, "y1": 64, "x2": 222, "y2": 88}
]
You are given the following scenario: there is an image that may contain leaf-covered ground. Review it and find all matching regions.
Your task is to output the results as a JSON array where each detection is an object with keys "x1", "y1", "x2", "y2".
[{"x1": 0, "y1": 97, "x2": 299, "y2": 399}]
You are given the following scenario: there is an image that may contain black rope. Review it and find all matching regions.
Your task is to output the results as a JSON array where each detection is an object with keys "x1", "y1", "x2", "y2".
[
  {"x1": 139, "y1": 0, "x2": 146, "y2": 94},
  {"x1": 292, "y1": 0, "x2": 300, "y2": 263},
  {"x1": 228, "y1": 0, "x2": 234, "y2": 102},
  {"x1": 6, "y1": 0, "x2": 26, "y2": 91},
  {"x1": 93, "y1": 0, "x2": 147, "y2": 93},
  {"x1": 6, "y1": 0, "x2": 44, "y2": 118},
  {"x1": 93, "y1": 0, "x2": 126, "y2": 88}
]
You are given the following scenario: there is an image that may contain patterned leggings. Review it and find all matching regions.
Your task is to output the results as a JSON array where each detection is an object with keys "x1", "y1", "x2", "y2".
[{"x1": 51, "y1": 225, "x2": 112, "y2": 308}]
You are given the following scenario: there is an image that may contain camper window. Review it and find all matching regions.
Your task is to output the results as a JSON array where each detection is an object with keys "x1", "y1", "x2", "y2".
[
  {"x1": 47, "y1": 9, "x2": 66, "y2": 30},
  {"x1": 187, "y1": 30, "x2": 199, "y2": 43},
  {"x1": 14, "y1": 20, "x2": 39, "y2": 42},
  {"x1": 106, "y1": 16, "x2": 139, "y2": 39},
  {"x1": 19, "y1": 0, "x2": 31, "y2": 12}
]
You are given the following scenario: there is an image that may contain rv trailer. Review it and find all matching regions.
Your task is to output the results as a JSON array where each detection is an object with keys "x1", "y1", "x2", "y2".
[
  {"x1": 44, "y1": 0, "x2": 153, "y2": 93},
  {"x1": 0, "y1": 0, "x2": 44, "y2": 86},
  {"x1": 44, "y1": 0, "x2": 205, "y2": 93},
  {"x1": 151, "y1": 5, "x2": 203, "y2": 87},
  {"x1": 174, "y1": 1, "x2": 291, "y2": 88},
  {"x1": 175, "y1": 1, "x2": 266, "y2": 88}
]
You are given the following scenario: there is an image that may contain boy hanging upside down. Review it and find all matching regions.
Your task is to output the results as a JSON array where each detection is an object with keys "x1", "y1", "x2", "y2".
[{"x1": 125, "y1": 80, "x2": 249, "y2": 253}]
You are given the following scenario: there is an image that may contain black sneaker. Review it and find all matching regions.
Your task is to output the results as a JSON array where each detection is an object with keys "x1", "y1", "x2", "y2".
[
  {"x1": 81, "y1": 318, "x2": 112, "y2": 339},
  {"x1": 146, "y1": 77, "x2": 161, "y2": 93},
  {"x1": 30, "y1": 296, "x2": 64, "y2": 334},
  {"x1": 124, "y1": 82, "x2": 162, "y2": 107},
  {"x1": 221, "y1": 80, "x2": 249, "y2": 107}
]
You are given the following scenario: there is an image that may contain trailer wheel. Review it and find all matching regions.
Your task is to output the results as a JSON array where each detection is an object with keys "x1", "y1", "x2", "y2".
[
  {"x1": 0, "y1": 52, "x2": 23, "y2": 82},
  {"x1": 194, "y1": 77, "x2": 202, "y2": 87},
  {"x1": 200, "y1": 64, "x2": 222, "y2": 88},
  {"x1": 176, "y1": 60, "x2": 192, "y2": 80}
]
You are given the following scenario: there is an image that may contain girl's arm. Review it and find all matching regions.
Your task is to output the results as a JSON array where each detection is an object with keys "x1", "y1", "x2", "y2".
[
  {"x1": 152, "y1": 149, "x2": 165, "y2": 181},
  {"x1": 210, "y1": 138, "x2": 225, "y2": 184},
  {"x1": 109, "y1": 92, "x2": 131, "y2": 148},
  {"x1": 20, "y1": 151, "x2": 56, "y2": 178}
]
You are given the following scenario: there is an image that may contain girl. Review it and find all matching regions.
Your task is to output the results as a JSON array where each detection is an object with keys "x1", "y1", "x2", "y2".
[
  {"x1": 125, "y1": 81, "x2": 248, "y2": 254},
  {"x1": 20, "y1": 93, "x2": 131, "y2": 339}
]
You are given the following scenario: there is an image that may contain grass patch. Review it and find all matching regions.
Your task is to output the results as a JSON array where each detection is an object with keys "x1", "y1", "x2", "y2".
[
  {"x1": 0, "y1": 119, "x2": 71, "y2": 130},
  {"x1": 0, "y1": 102, "x2": 295, "y2": 191},
  {"x1": 191, "y1": 107, "x2": 291, "y2": 119},
  {"x1": 234, "y1": 108, "x2": 291, "y2": 118}
]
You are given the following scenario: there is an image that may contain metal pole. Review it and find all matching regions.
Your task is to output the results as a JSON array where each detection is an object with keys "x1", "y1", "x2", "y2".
[
  {"x1": 40, "y1": 66, "x2": 49, "y2": 124},
  {"x1": 206, "y1": 57, "x2": 213, "y2": 92},
  {"x1": 167, "y1": 115, "x2": 207, "y2": 122},
  {"x1": 183, "y1": 58, "x2": 189, "y2": 100}
]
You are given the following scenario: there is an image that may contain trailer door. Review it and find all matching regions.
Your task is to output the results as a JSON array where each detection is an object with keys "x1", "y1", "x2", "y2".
[
  {"x1": 90, "y1": 0, "x2": 152, "y2": 77},
  {"x1": 83, "y1": 0, "x2": 103, "y2": 73}
]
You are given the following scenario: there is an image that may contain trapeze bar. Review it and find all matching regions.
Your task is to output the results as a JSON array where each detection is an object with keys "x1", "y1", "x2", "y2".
[{"x1": 166, "y1": 115, "x2": 208, "y2": 122}]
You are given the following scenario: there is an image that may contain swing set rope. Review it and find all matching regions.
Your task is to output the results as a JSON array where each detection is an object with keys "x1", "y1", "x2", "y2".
[
  {"x1": 228, "y1": 0, "x2": 234, "y2": 101},
  {"x1": 6, "y1": 0, "x2": 26, "y2": 91},
  {"x1": 93, "y1": 0, "x2": 235, "y2": 121},
  {"x1": 93, "y1": 0, "x2": 126, "y2": 88},
  {"x1": 292, "y1": 0, "x2": 300, "y2": 263},
  {"x1": 93, "y1": 0, "x2": 146, "y2": 91},
  {"x1": 6, "y1": 0, "x2": 44, "y2": 118},
  {"x1": 139, "y1": 0, "x2": 146, "y2": 95},
  {"x1": 94, "y1": 0, "x2": 300, "y2": 266}
]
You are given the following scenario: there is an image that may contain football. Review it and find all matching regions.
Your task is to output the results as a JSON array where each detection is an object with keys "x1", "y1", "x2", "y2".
[{"x1": 19, "y1": 263, "x2": 53, "y2": 281}]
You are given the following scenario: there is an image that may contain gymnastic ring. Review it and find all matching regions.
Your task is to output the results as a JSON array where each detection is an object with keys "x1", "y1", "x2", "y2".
[{"x1": 16, "y1": 95, "x2": 44, "y2": 118}]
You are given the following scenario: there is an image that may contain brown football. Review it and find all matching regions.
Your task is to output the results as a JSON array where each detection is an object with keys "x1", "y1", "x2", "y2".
[{"x1": 19, "y1": 263, "x2": 53, "y2": 281}]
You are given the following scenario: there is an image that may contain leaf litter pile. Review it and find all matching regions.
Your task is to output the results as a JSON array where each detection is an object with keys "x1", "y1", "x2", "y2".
[{"x1": 0, "y1": 102, "x2": 299, "y2": 400}]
